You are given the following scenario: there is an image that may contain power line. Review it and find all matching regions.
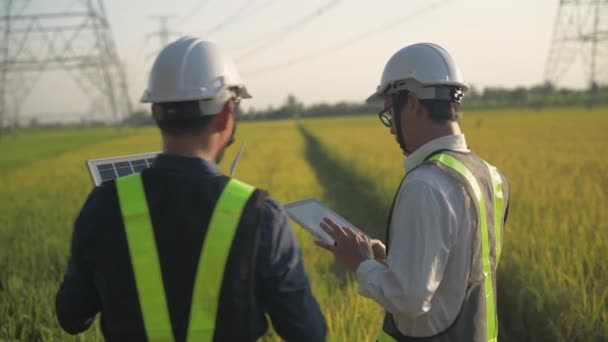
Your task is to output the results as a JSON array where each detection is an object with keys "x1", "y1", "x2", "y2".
[
  {"x1": 224, "y1": 0, "x2": 286, "y2": 51},
  {"x1": 242, "y1": 0, "x2": 451, "y2": 76},
  {"x1": 177, "y1": 0, "x2": 278, "y2": 31},
  {"x1": 201, "y1": 0, "x2": 257, "y2": 36},
  {"x1": 145, "y1": 15, "x2": 180, "y2": 61},
  {"x1": 176, "y1": 0, "x2": 212, "y2": 27},
  {"x1": 147, "y1": 15, "x2": 178, "y2": 48},
  {"x1": 247, "y1": 0, "x2": 280, "y2": 18},
  {"x1": 236, "y1": 0, "x2": 342, "y2": 62}
]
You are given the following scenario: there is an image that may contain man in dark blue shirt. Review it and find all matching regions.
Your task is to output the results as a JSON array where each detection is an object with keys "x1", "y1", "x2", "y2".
[{"x1": 56, "y1": 37, "x2": 326, "y2": 341}]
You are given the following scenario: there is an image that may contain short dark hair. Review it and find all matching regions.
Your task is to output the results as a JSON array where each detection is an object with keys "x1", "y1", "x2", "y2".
[
  {"x1": 152, "y1": 101, "x2": 217, "y2": 135},
  {"x1": 394, "y1": 91, "x2": 462, "y2": 124},
  {"x1": 419, "y1": 100, "x2": 462, "y2": 123}
]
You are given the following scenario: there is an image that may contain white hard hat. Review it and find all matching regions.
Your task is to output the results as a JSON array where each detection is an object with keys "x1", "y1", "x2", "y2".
[
  {"x1": 366, "y1": 43, "x2": 468, "y2": 104},
  {"x1": 141, "y1": 36, "x2": 251, "y2": 116}
]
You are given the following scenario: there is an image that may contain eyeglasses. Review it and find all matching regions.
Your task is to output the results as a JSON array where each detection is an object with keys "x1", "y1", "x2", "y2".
[{"x1": 377, "y1": 103, "x2": 393, "y2": 127}]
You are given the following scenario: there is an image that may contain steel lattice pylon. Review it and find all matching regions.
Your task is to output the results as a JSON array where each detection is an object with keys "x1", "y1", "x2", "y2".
[
  {"x1": 0, "y1": 0, "x2": 132, "y2": 128},
  {"x1": 545, "y1": 0, "x2": 608, "y2": 90}
]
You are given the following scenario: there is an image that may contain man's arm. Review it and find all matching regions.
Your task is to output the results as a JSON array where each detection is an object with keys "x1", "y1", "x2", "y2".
[
  {"x1": 257, "y1": 198, "x2": 327, "y2": 341},
  {"x1": 56, "y1": 187, "x2": 103, "y2": 334},
  {"x1": 356, "y1": 178, "x2": 464, "y2": 318}
]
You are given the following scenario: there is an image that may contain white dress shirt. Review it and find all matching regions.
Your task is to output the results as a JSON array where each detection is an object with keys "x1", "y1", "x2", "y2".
[{"x1": 356, "y1": 134, "x2": 477, "y2": 337}]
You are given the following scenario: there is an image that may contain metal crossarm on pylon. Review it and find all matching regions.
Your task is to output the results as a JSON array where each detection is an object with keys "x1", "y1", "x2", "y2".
[
  {"x1": 544, "y1": 0, "x2": 608, "y2": 94},
  {"x1": 0, "y1": 0, "x2": 132, "y2": 129}
]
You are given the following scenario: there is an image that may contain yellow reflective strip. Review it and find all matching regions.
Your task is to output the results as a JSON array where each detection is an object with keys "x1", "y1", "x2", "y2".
[
  {"x1": 116, "y1": 174, "x2": 174, "y2": 341},
  {"x1": 187, "y1": 179, "x2": 255, "y2": 341},
  {"x1": 484, "y1": 162, "x2": 504, "y2": 262},
  {"x1": 430, "y1": 154, "x2": 497, "y2": 342}
]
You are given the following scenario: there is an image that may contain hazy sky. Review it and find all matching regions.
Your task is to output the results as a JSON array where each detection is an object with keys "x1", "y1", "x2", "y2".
[{"x1": 7, "y1": 0, "x2": 593, "y2": 120}]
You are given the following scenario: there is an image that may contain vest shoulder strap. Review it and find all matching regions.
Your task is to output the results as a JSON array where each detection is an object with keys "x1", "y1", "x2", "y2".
[
  {"x1": 187, "y1": 178, "x2": 255, "y2": 341},
  {"x1": 116, "y1": 174, "x2": 173, "y2": 341},
  {"x1": 428, "y1": 153, "x2": 498, "y2": 342}
]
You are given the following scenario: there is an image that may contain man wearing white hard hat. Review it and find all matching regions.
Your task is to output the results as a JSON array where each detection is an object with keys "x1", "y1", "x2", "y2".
[
  {"x1": 56, "y1": 37, "x2": 326, "y2": 341},
  {"x1": 316, "y1": 43, "x2": 510, "y2": 341}
]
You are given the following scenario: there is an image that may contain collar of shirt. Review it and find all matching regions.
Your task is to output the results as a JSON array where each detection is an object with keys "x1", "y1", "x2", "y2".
[
  {"x1": 403, "y1": 134, "x2": 469, "y2": 174},
  {"x1": 151, "y1": 153, "x2": 223, "y2": 176}
]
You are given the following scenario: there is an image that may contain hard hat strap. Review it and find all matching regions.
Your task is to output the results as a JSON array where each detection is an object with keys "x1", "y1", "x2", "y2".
[
  {"x1": 385, "y1": 80, "x2": 464, "y2": 103},
  {"x1": 392, "y1": 92, "x2": 409, "y2": 155},
  {"x1": 153, "y1": 101, "x2": 206, "y2": 121},
  {"x1": 152, "y1": 92, "x2": 239, "y2": 121},
  {"x1": 417, "y1": 87, "x2": 464, "y2": 103}
]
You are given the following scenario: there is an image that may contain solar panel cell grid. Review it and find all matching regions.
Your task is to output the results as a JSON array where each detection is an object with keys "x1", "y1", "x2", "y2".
[
  {"x1": 98, "y1": 164, "x2": 117, "y2": 181},
  {"x1": 131, "y1": 159, "x2": 148, "y2": 172},
  {"x1": 114, "y1": 161, "x2": 134, "y2": 177}
]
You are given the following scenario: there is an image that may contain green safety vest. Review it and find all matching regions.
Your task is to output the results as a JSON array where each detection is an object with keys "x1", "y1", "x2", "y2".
[
  {"x1": 378, "y1": 151, "x2": 507, "y2": 342},
  {"x1": 116, "y1": 174, "x2": 255, "y2": 341}
]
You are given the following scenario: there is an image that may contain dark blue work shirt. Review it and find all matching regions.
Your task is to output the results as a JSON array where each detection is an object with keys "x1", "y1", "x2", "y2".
[{"x1": 56, "y1": 154, "x2": 326, "y2": 341}]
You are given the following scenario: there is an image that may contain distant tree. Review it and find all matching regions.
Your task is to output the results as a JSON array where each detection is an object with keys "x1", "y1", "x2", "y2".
[
  {"x1": 283, "y1": 94, "x2": 304, "y2": 118},
  {"x1": 511, "y1": 87, "x2": 527, "y2": 105},
  {"x1": 467, "y1": 85, "x2": 480, "y2": 99},
  {"x1": 29, "y1": 117, "x2": 39, "y2": 128},
  {"x1": 123, "y1": 110, "x2": 153, "y2": 126},
  {"x1": 241, "y1": 84, "x2": 608, "y2": 121}
]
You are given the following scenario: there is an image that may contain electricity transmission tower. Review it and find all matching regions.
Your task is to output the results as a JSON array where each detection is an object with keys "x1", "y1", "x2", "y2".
[
  {"x1": 0, "y1": 0, "x2": 132, "y2": 128},
  {"x1": 545, "y1": 0, "x2": 608, "y2": 95},
  {"x1": 145, "y1": 15, "x2": 179, "y2": 60}
]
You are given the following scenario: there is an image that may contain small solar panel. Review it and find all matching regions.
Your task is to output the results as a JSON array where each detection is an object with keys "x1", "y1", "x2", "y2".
[
  {"x1": 85, "y1": 142, "x2": 244, "y2": 186},
  {"x1": 86, "y1": 152, "x2": 160, "y2": 186}
]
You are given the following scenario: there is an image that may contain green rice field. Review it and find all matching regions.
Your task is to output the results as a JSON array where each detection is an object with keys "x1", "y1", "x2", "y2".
[{"x1": 1, "y1": 107, "x2": 607, "y2": 341}]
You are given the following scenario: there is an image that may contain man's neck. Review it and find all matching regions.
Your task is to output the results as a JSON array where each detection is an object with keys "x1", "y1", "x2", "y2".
[
  {"x1": 425, "y1": 121, "x2": 461, "y2": 143},
  {"x1": 408, "y1": 121, "x2": 461, "y2": 155},
  {"x1": 162, "y1": 135, "x2": 217, "y2": 162}
]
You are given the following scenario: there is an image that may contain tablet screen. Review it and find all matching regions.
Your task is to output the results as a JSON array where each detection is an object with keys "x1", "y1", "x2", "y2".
[{"x1": 285, "y1": 198, "x2": 366, "y2": 245}]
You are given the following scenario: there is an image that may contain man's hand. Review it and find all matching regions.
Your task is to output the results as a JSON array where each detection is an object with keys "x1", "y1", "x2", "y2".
[
  {"x1": 370, "y1": 239, "x2": 387, "y2": 265},
  {"x1": 314, "y1": 217, "x2": 374, "y2": 272}
]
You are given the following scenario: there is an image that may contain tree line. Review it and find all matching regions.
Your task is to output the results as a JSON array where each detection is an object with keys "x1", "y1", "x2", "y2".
[
  {"x1": 121, "y1": 83, "x2": 608, "y2": 125},
  {"x1": 240, "y1": 83, "x2": 608, "y2": 121}
]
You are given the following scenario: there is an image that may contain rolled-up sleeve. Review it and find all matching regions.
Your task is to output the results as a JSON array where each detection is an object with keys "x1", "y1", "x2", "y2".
[
  {"x1": 256, "y1": 198, "x2": 327, "y2": 341},
  {"x1": 56, "y1": 188, "x2": 102, "y2": 334},
  {"x1": 356, "y1": 179, "x2": 458, "y2": 318}
]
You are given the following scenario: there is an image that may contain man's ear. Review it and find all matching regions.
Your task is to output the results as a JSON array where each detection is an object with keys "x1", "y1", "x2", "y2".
[{"x1": 212, "y1": 101, "x2": 232, "y2": 132}]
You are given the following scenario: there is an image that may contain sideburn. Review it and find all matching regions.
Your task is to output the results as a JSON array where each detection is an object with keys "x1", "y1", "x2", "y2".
[{"x1": 392, "y1": 92, "x2": 409, "y2": 155}]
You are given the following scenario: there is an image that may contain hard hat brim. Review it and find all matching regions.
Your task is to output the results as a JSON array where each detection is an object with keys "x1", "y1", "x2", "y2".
[
  {"x1": 365, "y1": 91, "x2": 384, "y2": 104},
  {"x1": 140, "y1": 85, "x2": 252, "y2": 104}
]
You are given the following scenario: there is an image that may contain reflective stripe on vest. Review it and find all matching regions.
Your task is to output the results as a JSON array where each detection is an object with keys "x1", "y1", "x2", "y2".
[
  {"x1": 116, "y1": 174, "x2": 255, "y2": 341},
  {"x1": 377, "y1": 153, "x2": 503, "y2": 342},
  {"x1": 484, "y1": 161, "x2": 504, "y2": 262},
  {"x1": 430, "y1": 153, "x2": 498, "y2": 342}
]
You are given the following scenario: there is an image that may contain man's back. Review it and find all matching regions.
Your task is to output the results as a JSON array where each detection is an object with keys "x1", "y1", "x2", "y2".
[{"x1": 56, "y1": 154, "x2": 327, "y2": 341}]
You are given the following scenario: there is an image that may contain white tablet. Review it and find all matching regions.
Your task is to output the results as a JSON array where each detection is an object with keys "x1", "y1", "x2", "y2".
[{"x1": 285, "y1": 198, "x2": 367, "y2": 245}]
